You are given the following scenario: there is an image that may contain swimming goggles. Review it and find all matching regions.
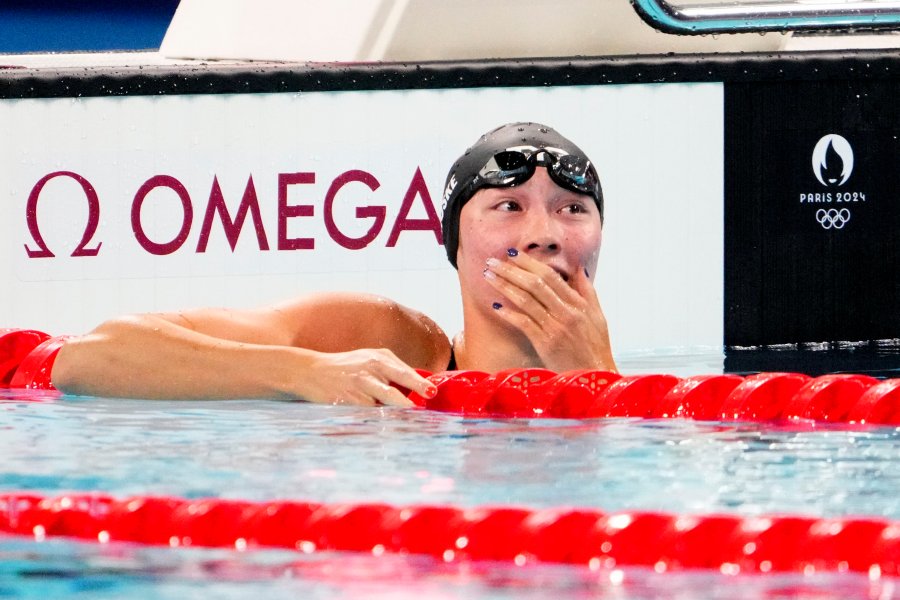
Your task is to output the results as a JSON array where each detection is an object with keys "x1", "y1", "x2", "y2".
[{"x1": 474, "y1": 145, "x2": 601, "y2": 200}]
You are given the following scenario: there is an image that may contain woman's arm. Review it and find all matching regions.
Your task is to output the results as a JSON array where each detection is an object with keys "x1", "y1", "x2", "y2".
[{"x1": 51, "y1": 293, "x2": 450, "y2": 404}]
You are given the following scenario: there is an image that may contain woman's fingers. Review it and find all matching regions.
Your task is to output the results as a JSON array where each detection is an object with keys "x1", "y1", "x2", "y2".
[
  {"x1": 484, "y1": 269, "x2": 553, "y2": 325},
  {"x1": 369, "y1": 349, "x2": 434, "y2": 395},
  {"x1": 485, "y1": 254, "x2": 582, "y2": 315},
  {"x1": 483, "y1": 252, "x2": 587, "y2": 328},
  {"x1": 488, "y1": 300, "x2": 544, "y2": 339},
  {"x1": 481, "y1": 252, "x2": 616, "y2": 373},
  {"x1": 362, "y1": 377, "x2": 416, "y2": 407},
  {"x1": 377, "y1": 358, "x2": 436, "y2": 405},
  {"x1": 311, "y1": 348, "x2": 433, "y2": 407},
  {"x1": 571, "y1": 263, "x2": 600, "y2": 308}
]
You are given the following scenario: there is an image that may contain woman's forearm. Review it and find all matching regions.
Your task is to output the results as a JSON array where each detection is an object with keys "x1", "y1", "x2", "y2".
[{"x1": 51, "y1": 315, "x2": 309, "y2": 400}]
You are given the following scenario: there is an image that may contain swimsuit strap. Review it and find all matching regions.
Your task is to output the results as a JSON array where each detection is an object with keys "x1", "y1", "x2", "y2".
[{"x1": 447, "y1": 345, "x2": 458, "y2": 371}]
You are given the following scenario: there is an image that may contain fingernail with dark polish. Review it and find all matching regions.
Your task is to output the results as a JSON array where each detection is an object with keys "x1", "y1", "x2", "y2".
[
  {"x1": 492, "y1": 302, "x2": 503, "y2": 310},
  {"x1": 507, "y1": 248, "x2": 518, "y2": 257}
]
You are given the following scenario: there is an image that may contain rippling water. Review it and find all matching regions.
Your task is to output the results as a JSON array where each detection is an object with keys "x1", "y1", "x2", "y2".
[{"x1": 1, "y1": 381, "x2": 898, "y2": 598}]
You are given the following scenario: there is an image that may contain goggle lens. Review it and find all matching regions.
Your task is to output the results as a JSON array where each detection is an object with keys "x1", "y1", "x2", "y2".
[
  {"x1": 476, "y1": 147, "x2": 599, "y2": 200},
  {"x1": 480, "y1": 150, "x2": 533, "y2": 185},
  {"x1": 554, "y1": 154, "x2": 595, "y2": 192}
]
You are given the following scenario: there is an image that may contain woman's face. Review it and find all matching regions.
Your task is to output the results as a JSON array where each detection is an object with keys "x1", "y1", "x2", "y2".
[{"x1": 456, "y1": 167, "x2": 603, "y2": 310}]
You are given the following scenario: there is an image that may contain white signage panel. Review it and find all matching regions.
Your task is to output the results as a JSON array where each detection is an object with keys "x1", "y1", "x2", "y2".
[{"x1": 1, "y1": 83, "x2": 724, "y2": 356}]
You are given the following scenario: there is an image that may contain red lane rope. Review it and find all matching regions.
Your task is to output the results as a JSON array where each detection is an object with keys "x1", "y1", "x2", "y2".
[
  {"x1": 0, "y1": 329, "x2": 49, "y2": 386},
  {"x1": 2, "y1": 329, "x2": 899, "y2": 424},
  {"x1": 407, "y1": 369, "x2": 900, "y2": 424},
  {"x1": 0, "y1": 492, "x2": 897, "y2": 576},
  {"x1": 0, "y1": 330, "x2": 67, "y2": 391}
]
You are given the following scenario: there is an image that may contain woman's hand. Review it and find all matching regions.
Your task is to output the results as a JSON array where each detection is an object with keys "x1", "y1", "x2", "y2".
[
  {"x1": 295, "y1": 348, "x2": 437, "y2": 407},
  {"x1": 483, "y1": 251, "x2": 617, "y2": 373}
]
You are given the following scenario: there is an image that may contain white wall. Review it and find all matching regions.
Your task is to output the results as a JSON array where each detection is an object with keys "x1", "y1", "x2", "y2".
[{"x1": 0, "y1": 83, "x2": 723, "y2": 356}]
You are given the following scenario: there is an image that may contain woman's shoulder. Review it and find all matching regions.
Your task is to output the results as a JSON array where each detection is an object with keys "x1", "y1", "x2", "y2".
[{"x1": 274, "y1": 292, "x2": 452, "y2": 372}]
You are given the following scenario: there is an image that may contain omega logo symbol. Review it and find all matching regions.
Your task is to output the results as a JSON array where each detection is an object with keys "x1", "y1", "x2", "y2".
[
  {"x1": 812, "y1": 134, "x2": 854, "y2": 187},
  {"x1": 24, "y1": 171, "x2": 102, "y2": 258}
]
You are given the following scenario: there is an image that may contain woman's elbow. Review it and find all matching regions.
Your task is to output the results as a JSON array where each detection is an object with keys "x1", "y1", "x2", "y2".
[
  {"x1": 49, "y1": 318, "x2": 132, "y2": 394},
  {"x1": 50, "y1": 336, "x2": 87, "y2": 394}
]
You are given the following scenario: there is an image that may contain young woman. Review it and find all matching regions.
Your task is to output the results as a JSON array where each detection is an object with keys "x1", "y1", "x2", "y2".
[{"x1": 51, "y1": 122, "x2": 616, "y2": 405}]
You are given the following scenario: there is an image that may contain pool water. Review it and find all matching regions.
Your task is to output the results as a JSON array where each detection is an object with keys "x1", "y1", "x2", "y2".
[{"x1": 1, "y1": 349, "x2": 899, "y2": 598}]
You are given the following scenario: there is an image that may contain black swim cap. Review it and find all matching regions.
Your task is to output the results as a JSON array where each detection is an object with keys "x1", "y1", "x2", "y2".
[{"x1": 440, "y1": 122, "x2": 603, "y2": 269}]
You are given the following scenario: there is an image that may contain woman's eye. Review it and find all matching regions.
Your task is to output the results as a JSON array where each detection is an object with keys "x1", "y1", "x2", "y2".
[
  {"x1": 496, "y1": 200, "x2": 521, "y2": 212},
  {"x1": 561, "y1": 203, "x2": 587, "y2": 214}
]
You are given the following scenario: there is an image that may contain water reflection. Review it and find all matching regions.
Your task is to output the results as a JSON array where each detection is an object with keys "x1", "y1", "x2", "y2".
[
  {"x1": 0, "y1": 390, "x2": 898, "y2": 518},
  {"x1": 0, "y1": 537, "x2": 894, "y2": 599}
]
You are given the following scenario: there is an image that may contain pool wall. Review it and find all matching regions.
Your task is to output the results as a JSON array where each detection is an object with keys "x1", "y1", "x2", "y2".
[{"x1": 1, "y1": 51, "x2": 897, "y2": 356}]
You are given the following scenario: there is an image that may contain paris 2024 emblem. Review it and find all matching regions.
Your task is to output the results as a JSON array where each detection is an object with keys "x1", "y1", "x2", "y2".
[{"x1": 800, "y1": 134, "x2": 867, "y2": 230}]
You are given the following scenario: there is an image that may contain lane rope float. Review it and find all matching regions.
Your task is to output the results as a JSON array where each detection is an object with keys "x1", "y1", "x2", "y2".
[
  {"x1": 0, "y1": 329, "x2": 68, "y2": 391},
  {"x1": 0, "y1": 492, "x2": 897, "y2": 577},
  {"x1": 0, "y1": 329, "x2": 49, "y2": 386},
  {"x1": 405, "y1": 369, "x2": 900, "y2": 424},
  {"x1": 2, "y1": 329, "x2": 898, "y2": 424}
]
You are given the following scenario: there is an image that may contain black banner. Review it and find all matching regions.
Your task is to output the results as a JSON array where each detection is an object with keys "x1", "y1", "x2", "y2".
[{"x1": 725, "y1": 79, "x2": 900, "y2": 350}]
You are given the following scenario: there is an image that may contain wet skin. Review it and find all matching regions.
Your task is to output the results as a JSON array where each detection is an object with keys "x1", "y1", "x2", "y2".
[{"x1": 454, "y1": 167, "x2": 616, "y2": 373}]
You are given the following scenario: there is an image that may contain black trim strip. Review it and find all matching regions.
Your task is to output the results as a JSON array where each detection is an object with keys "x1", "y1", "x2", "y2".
[{"x1": 1, "y1": 50, "x2": 898, "y2": 99}]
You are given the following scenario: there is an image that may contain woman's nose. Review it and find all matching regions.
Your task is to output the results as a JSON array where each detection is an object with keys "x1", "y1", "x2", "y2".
[{"x1": 522, "y1": 210, "x2": 561, "y2": 254}]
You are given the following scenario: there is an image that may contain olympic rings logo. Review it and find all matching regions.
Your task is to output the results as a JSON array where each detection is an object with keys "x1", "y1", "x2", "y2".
[{"x1": 816, "y1": 208, "x2": 851, "y2": 230}]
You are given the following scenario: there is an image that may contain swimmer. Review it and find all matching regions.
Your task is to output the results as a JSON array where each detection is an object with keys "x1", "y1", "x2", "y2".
[{"x1": 51, "y1": 122, "x2": 616, "y2": 406}]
